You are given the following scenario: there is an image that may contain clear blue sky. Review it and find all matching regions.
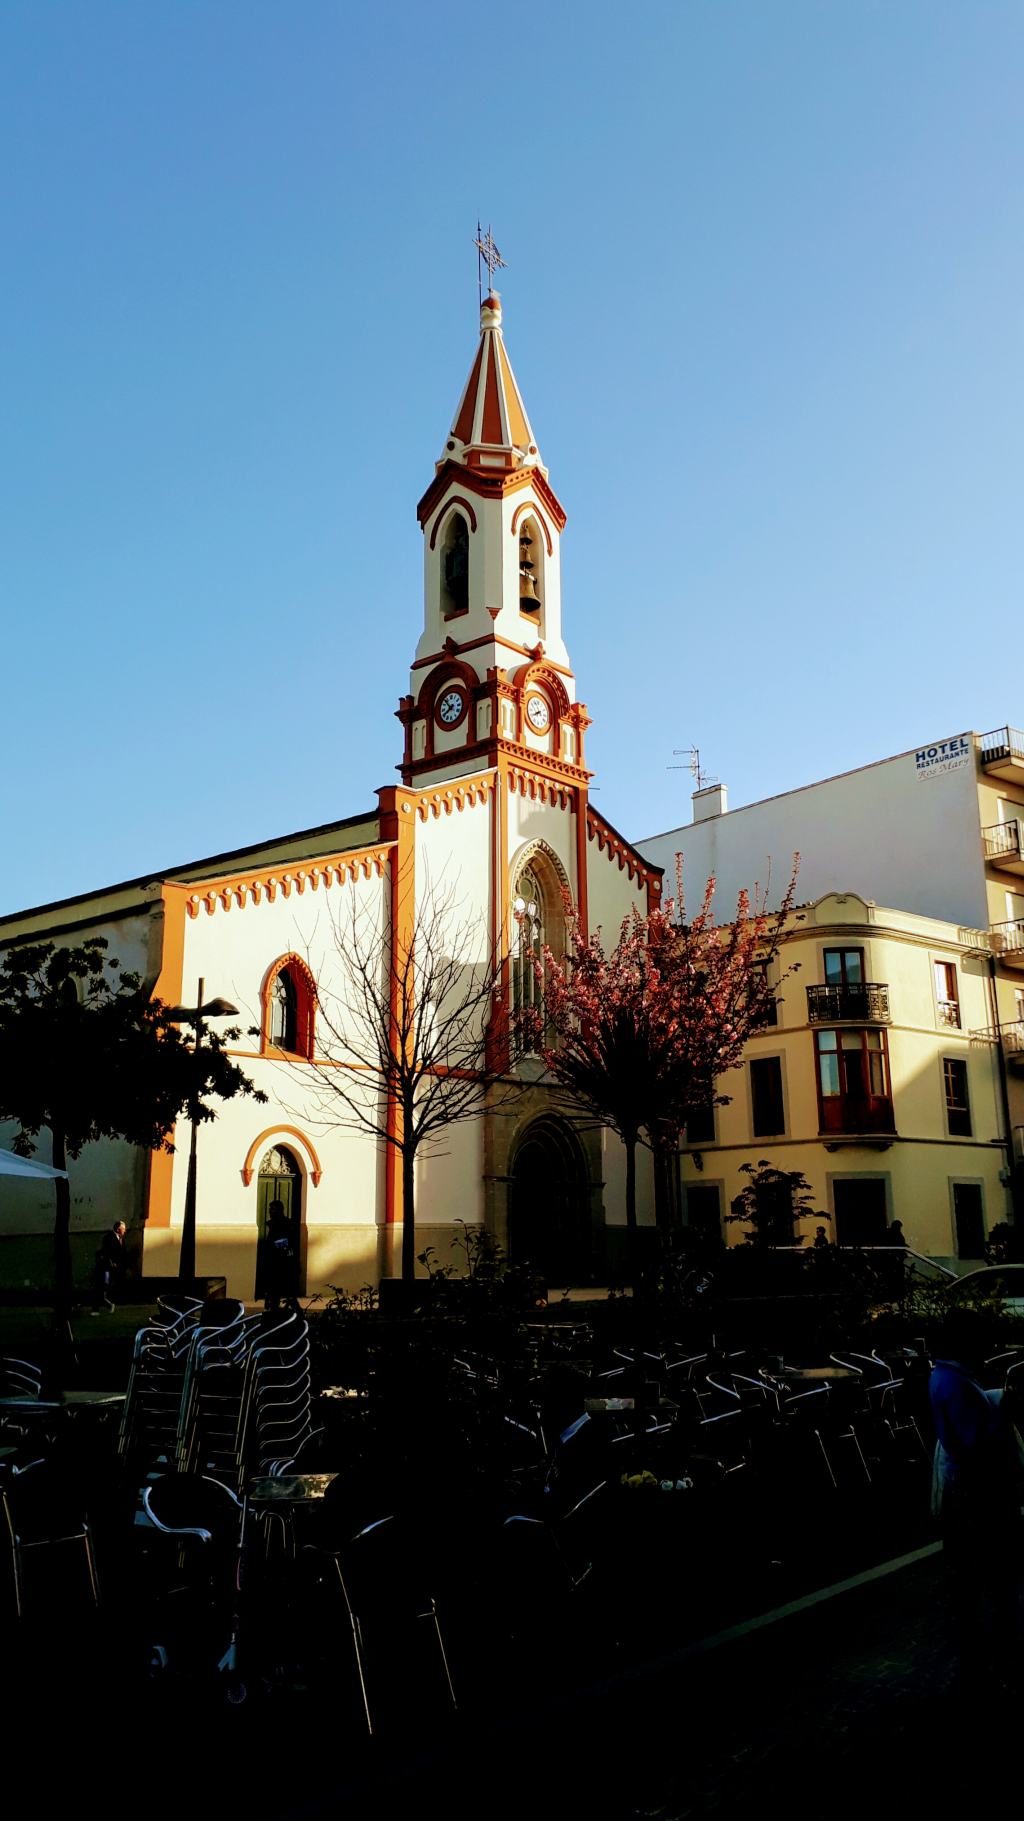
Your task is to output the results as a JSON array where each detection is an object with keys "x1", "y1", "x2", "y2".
[{"x1": 2, "y1": 1, "x2": 1021, "y2": 913}]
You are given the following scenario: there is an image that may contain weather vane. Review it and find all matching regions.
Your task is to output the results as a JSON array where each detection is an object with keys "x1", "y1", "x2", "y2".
[{"x1": 474, "y1": 222, "x2": 507, "y2": 307}]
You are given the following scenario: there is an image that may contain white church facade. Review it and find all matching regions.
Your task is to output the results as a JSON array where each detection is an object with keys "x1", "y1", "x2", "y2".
[{"x1": 0, "y1": 292, "x2": 662, "y2": 1299}]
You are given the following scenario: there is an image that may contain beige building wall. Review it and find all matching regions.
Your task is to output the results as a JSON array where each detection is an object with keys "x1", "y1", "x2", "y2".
[{"x1": 680, "y1": 893, "x2": 1012, "y2": 1269}]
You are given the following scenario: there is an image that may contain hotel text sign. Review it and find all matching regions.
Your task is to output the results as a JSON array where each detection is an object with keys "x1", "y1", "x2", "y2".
[{"x1": 914, "y1": 735, "x2": 971, "y2": 780}]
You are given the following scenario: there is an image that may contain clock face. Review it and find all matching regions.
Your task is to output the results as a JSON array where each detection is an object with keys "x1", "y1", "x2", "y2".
[
  {"x1": 437, "y1": 688, "x2": 465, "y2": 727},
  {"x1": 526, "y1": 693, "x2": 551, "y2": 733}
]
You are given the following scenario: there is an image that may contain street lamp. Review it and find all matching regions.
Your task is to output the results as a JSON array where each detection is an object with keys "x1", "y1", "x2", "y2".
[{"x1": 165, "y1": 978, "x2": 239, "y2": 1287}]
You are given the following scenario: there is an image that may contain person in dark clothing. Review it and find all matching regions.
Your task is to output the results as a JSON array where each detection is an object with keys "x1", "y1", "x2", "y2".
[
  {"x1": 263, "y1": 1199, "x2": 294, "y2": 1311},
  {"x1": 92, "y1": 1220, "x2": 126, "y2": 1312},
  {"x1": 885, "y1": 1219, "x2": 906, "y2": 1247},
  {"x1": 930, "y1": 1311, "x2": 1021, "y2": 1683}
]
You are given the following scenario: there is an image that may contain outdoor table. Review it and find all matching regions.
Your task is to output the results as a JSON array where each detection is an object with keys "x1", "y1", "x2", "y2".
[
  {"x1": 60, "y1": 1390, "x2": 126, "y2": 1407},
  {"x1": 321, "y1": 1386, "x2": 363, "y2": 1401},
  {"x1": 585, "y1": 1396, "x2": 635, "y2": 1414},
  {"x1": 245, "y1": 1472, "x2": 340, "y2": 1561},
  {"x1": 779, "y1": 1366, "x2": 858, "y2": 1383},
  {"x1": 247, "y1": 1473, "x2": 338, "y2": 1503}
]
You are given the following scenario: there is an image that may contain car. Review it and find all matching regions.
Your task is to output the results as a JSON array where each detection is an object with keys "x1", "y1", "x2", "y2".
[{"x1": 942, "y1": 1265, "x2": 1024, "y2": 1316}]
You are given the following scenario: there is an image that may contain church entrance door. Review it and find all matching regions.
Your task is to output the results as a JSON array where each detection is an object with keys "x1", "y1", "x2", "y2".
[
  {"x1": 255, "y1": 1145, "x2": 305, "y2": 1300},
  {"x1": 508, "y1": 1118, "x2": 592, "y2": 1289}
]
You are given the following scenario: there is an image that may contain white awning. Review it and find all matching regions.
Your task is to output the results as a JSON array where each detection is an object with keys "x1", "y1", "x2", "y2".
[{"x1": 0, "y1": 1149, "x2": 69, "y2": 1181}]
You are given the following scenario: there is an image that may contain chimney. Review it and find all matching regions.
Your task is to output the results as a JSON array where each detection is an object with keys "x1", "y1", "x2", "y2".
[{"x1": 692, "y1": 783, "x2": 728, "y2": 823}]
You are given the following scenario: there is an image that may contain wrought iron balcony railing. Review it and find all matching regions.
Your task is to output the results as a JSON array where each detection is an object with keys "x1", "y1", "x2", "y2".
[
  {"x1": 806, "y1": 983, "x2": 891, "y2": 1024},
  {"x1": 937, "y1": 998, "x2": 961, "y2": 1029},
  {"x1": 970, "y1": 1021, "x2": 1024, "y2": 1057},
  {"x1": 980, "y1": 726, "x2": 1024, "y2": 769},
  {"x1": 983, "y1": 820, "x2": 1024, "y2": 866},
  {"x1": 992, "y1": 919, "x2": 1024, "y2": 957}
]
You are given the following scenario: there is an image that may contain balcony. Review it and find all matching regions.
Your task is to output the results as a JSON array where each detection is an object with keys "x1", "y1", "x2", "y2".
[
  {"x1": 819, "y1": 1096, "x2": 896, "y2": 1143},
  {"x1": 970, "y1": 1021, "x2": 1024, "y2": 1068},
  {"x1": 806, "y1": 982, "x2": 891, "y2": 1024},
  {"x1": 980, "y1": 726, "x2": 1024, "y2": 782},
  {"x1": 936, "y1": 998, "x2": 961, "y2": 1029},
  {"x1": 992, "y1": 920, "x2": 1024, "y2": 969},
  {"x1": 983, "y1": 819, "x2": 1024, "y2": 875}
]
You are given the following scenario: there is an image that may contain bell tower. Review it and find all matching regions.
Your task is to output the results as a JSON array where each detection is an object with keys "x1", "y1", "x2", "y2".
[{"x1": 397, "y1": 292, "x2": 591, "y2": 787}]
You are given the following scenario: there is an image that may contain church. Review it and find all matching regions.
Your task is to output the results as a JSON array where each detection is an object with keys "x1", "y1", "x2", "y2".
[{"x1": 0, "y1": 290, "x2": 663, "y2": 1299}]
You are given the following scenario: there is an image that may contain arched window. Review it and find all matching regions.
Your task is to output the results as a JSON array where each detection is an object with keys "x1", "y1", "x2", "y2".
[
  {"x1": 263, "y1": 957, "x2": 316, "y2": 1059},
  {"x1": 518, "y1": 516, "x2": 544, "y2": 624},
  {"x1": 440, "y1": 512, "x2": 470, "y2": 619},
  {"x1": 512, "y1": 866, "x2": 545, "y2": 1021},
  {"x1": 270, "y1": 970, "x2": 297, "y2": 1050}
]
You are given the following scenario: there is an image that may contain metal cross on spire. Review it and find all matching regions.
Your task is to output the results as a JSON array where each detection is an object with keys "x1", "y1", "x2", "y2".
[{"x1": 474, "y1": 222, "x2": 507, "y2": 308}]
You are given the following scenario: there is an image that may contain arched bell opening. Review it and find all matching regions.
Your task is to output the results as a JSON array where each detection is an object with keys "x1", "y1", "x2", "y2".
[
  {"x1": 517, "y1": 515, "x2": 544, "y2": 630},
  {"x1": 440, "y1": 511, "x2": 470, "y2": 620}
]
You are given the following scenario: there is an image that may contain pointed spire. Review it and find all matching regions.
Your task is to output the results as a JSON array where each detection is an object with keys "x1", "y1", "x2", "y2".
[{"x1": 440, "y1": 293, "x2": 543, "y2": 475}]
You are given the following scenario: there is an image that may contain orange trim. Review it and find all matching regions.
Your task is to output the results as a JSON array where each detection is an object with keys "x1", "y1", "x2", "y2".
[
  {"x1": 412, "y1": 635, "x2": 574, "y2": 677},
  {"x1": 415, "y1": 656, "x2": 480, "y2": 716},
  {"x1": 402, "y1": 735, "x2": 591, "y2": 789},
  {"x1": 417, "y1": 461, "x2": 567, "y2": 531},
  {"x1": 511, "y1": 661, "x2": 572, "y2": 722},
  {"x1": 496, "y1": 338, "x2": 532, "y2": 448},
  {"x1": 414, "y1": 775, "x2": 497, "y2": 819},
  {"x1": 260, "y1": 953, "x2": 317, "y2": 1059},
  {"x1": 427, "y1": 495, "x2": 479, "y2": 549},
  {"x1": 480, "y1": 339, "x2": 504, "y2": 444},
  {"x1": 488, "y1": 748, "x2": 511, "y2": 1072},
  {"x1": 241, "y1": 1126, "x2": 323, "y2": 1188},
  {"x1": 378, "y1": 787, "x2": 417, "y2": 1229},
  {"x1": 587, "y1": 805, "x2": 664, "y2": 891},
  {"x1": 574, "y1": 783, "x2": 590, "y2": 939},
  {"x1": 183, "y1": 843, "x2": 392, "y2": 920},
  {"x1": 452, "y1": 343, "x2": 485, "y2": 443},
  {"x1": 510, "y1": 500, "x2": 554, "y2": 555},
  {"x1": 144, "y1": 882, "x2": 190, "y2": 1231}
]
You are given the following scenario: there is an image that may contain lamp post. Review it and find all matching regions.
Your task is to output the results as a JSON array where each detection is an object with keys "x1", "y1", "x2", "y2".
[{"x1": 166, "y1": 978, "x2": 239, "y2": 1287}]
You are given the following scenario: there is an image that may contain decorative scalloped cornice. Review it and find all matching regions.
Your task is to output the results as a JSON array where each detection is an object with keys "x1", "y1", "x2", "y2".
[
  {"x1": 586, "y1": 808, "x2": 662, "y2": 888},
  {"x1": 505, "y1": 767, "x2": 575, "y2": 812},
  {"x1": 412, "y1": 776, "x2": 497, "y2": 821},
  {"x1": 184, "y1": 845, "x2": 392, "y2": 919}
]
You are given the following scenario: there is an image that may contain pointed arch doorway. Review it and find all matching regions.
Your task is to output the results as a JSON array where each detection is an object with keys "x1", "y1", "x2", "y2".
[
  {"x1": 508, "y1": 1117, "x2": 593, "y2": 1289},
  {"x1": 255, "y1": 1144, "x2": 305, "y2": 1300}
]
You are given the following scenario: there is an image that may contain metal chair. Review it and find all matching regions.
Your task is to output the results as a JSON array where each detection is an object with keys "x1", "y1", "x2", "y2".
[
  {"x1": 304, "y1": 1510, "x2": 457, "y2": 1736},
  {"x1": 2, "y1": 1459, "x2": 100, "y2": 1619}
]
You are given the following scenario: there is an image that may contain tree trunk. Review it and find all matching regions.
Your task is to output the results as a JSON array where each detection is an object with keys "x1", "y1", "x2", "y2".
[
  {"x1": 401, "y1": 1145, "x2": 416, "y2": 1284},
  {"x1": 52, "y1": 1124, "x2": 73, "y2": 1319},
  {"x1": 624, "y1": 1131, "x2": 639, "y2": 1285},
  {"x1": 51, "y1": 1124, "x2": 78, "y2": 1380}
]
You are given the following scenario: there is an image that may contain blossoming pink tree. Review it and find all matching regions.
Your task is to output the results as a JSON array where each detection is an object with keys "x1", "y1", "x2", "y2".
[{"x1": 517, "y1": 859, "x2": 799, "y2": 1274}]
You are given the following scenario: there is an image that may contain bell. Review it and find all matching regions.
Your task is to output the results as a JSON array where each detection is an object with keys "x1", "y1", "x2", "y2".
[{"x1": 519, "y1": 565, "x2": 542, "y2": 611}]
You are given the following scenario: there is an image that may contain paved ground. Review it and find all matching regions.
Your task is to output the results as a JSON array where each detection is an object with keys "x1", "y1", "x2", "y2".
[{"x1": 8, "y1": 1542, "x2": 1008, "y2": 1821}]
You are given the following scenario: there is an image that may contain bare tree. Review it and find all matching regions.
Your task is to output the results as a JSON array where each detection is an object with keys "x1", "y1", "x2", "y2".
[{"x1": 295, "y1": 867, "x2": 517, "y2": 1283}]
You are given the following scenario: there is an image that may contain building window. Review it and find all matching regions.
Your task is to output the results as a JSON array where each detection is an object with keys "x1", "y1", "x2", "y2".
[
  {"x1": 685, "y1": 1100, "x2": 716, "y2": 1146},
  {"x1": 264, "y1": 957, "x2": 316, "y2": 1059},
  {"x1": 685, "y1": 1183, "x2": 722, "y2": 1244},
  {"x1": 815, "y1": 1028, "x2": 894, "y2": 1134},
  {"x1": 823, "y1": 947, "x2": 864, "y2": 987},
  {"x1": 952, "y1": 1182, "x2": 985, "y2": 1259},
  {"x1": 750, "y1": 1057, "x2": 785, "y2": 1137},
  {"x1": 933, "y1": 961, "x2": 960, "y2": 1029},
  {"x1": 512, "y1": 866, "x2": 545, "y2": 1046},
  {"x1": 943, "y1": 1057, "x2": 972, "y2": 1136},
  {"x1": 751, "y1": 960, "x2": 778, "y2": 1027}
]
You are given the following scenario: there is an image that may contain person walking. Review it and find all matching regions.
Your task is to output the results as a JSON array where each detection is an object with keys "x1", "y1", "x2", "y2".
[
  {"x1": 930, "y1": 1311, "x2": 1021, "y2": 1687},
  {"x1": 92, "y1": 1219, "x2": 127, "y2": 1312}
]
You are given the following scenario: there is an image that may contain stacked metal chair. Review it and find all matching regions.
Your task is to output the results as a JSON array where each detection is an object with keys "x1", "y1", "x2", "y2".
[
  {"x1": 118, "y1": 1295, "x2": 205, "y2": 1472},
  {"x1": 178, "y1": 1310, "x2": 312, "y2": 1487}
]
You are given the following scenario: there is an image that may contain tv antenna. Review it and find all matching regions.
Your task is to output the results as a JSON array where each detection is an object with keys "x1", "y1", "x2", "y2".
[{"x1": 669, "y1": 747, "x2": 718, "y2": 791}]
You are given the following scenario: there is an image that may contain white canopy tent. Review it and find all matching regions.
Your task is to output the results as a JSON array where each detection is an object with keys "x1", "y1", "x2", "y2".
[{"x1": 0, "y1": 1149, "x2": 68, "y2": 1182}]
